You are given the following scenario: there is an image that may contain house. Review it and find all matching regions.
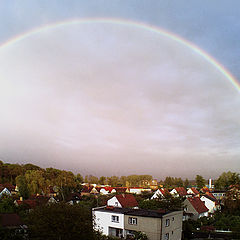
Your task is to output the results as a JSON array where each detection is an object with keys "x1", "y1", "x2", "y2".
[
  {"x1": 93, "y1": 206, "x2": 183, "y2": 240},
  {"x1": 200, "y1": 187, "x2": 210, "y2": 194},
  {"x1": 151, "y1": 188, "x2": 170, "y2": 199},
  {"x1": 211, "y1": 190, "x2": 226, "y2": 200},
  {"x1": 170, "y1": 187, "x2": 188, "y2": 197},
  {"x1": 183, "y1": 197, "x2": 208, "y2": 220},
  {"x1": 0, "y1": 183, "x2": 16, "y2": 194},
  {"x1": 0, "y1": 187, "x2": 11, "y2": 197},
  {"x1": 66, "y1": 193, "x2": 82, "y2": 205},
  {"x1": 200, "y1": 193, "x2": 220, "y2": 213},
  {"x1": 107, "y1": 194, "x2": 138, "y2": 208},
  {"x1": 14, "y1": 199, "x2": 38, "y2": 209},
  {"x1": 127, "y1": 187, "x2": 152, "y2": 195},
  {"x1": 187, "y1": 187, "x2": 199, "y2": 196},
  {"x1": 81, "y1": 186, "x2": 93, "y2": 196}
]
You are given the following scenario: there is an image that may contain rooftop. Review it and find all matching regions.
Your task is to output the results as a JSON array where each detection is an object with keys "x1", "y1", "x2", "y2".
[{"x1": 93, "y1": 206, "x2": 177, "y2": 218}]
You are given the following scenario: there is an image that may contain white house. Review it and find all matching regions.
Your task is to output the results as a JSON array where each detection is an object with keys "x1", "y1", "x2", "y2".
[
  {"x1": 187, "y1": 187, "x2": 199, "y2": 196},
  {"x1": 100, "y1": 188, "x2": 109, "y2": 195},
  {"x1": 151, "y1": 188, "x2": 170, "y2": 199},
  {"x1": 93, "y1": 206, "x2": 125, "y2": 238},
  {"x1": 200, "y1": 194, "x2": 220, "y2": 213},
  {"x1": 107, "y1": 194, "x2": 138, "y2": 208},
  {"x1": 0, "y1": 188, "x2": 11, "y2": 197},
  {"x1": 183, "y1": 197, "x2": 209, "y2": 221},
  {"x1": 93, "y1": 206, "x2": 183, "y2": 240}
]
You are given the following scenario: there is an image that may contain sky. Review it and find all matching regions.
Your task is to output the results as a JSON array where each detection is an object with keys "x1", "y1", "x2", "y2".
[{"x1": 0, "y1": 0, "x2": 239, "y2": 180}]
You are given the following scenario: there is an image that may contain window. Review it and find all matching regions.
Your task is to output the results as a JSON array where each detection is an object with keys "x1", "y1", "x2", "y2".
[
  {"x1": 111, "y1": 215, "x2": 119, "y2": 223},
  {"x1": 165, "y1": 219, "x2": 170, "y2": 227},
  {"x1": 115, "y1": 202, "x2": 118, "y2": 207},
  {"x1": 172, "y1": 217, "x2": 174, "y2": 221},
  {"x1": 128, "y1": 217, "x2": 137, "y2": 225},
  {"x1": 165, "y1": 233, "x2": 169, "y2": 240}
]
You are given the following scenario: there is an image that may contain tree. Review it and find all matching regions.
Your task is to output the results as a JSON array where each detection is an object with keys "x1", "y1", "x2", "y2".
[
  {"x1": 15, "y1": 175, "x2": 29, "y2": 199},
  {"x1": 195, "y1": 175, "x2": 206, "y2": 189},
  {"x1": 107, "y1": 176, "x2": 119, "y2": 187},
  {"x1": 98, "y1": 176, "x2": 106, "y2": 185},
  {"x1": 184, "y1": 178, "x2": 189, "y2": 188},
  {"x1": 214, "y1": 171, "x2": 240, "y2": 190},
  {"x1": 88, "y1": 175, "x2": 99, "y2": 184},
  {"x1": 27, "y1": 203, "x2": 95, "y2": 240},
  {"x1": 0, "y1": 195, "x2": 16, "y2": 213}
]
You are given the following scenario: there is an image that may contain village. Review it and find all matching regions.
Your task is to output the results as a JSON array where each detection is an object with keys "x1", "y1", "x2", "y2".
[{"x1": 0, "y1": 162, "x2": 239, "y2": 239}]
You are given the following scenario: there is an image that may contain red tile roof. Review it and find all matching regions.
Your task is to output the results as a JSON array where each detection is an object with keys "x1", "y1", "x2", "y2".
[
  {"x1": 0, "y1": 213, "x2": 23, "y2": 227},
  {"x1": 159, "y1": 188, "x2": 170, "y2": 196},
  {"x1": 188, "y1": 197, "x2": 208, "y2": 214},
  {"x1": 204, "y1": 192, "x2": 219, "y2": 203},
  {"x1": 190, "y1": 187, "x2": 199, "y2": 195},
  {"x1": 115, "y1": 194, "x2": 138, "y2": 208},
  {"x1": 175, "y1": 187, "x2": 188, "y2": 196},
  {"x1": 16, "y1": 199, "x2": 38, "y2": 209},
  {"x1": 201, "y1": 187, "x2": 210, "y2": 193}
]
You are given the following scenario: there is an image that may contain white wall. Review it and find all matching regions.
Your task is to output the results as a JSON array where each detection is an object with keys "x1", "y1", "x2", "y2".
[
  {"x1": 200, "y1": 196, "x2": 216, "y2": 213},
  {"x1": 151, "y1": 189, "x2": 163, "y2": 199},
  {"x1": 107, "y1": 196, "x2": 122, "y2": 207},
  {"x1": 129, "y1": 189, "x2": 142, "y2": 195},
  {"x1": 170, "y1": 189, "x2": 179, "y2": 197},
  {"x1": 0, "y1": 188, "x2": 11, "y2": 197},
  {"x1": 93, "y1": 209, "x2": 124, "y2": 236}
]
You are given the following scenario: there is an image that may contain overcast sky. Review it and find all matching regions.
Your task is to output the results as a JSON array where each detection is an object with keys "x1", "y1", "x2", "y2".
[{"x1": 0, "y1": 1, "x2": 239, "y2": 180}]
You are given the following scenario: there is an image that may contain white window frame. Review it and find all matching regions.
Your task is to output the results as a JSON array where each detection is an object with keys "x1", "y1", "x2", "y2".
[
  {"x1": 111, "y1": 215, "x2": 119, "y2": 223},
  {"x1": 128, "y1": 217, "x2": 137, "y2": 225},
  {"x1": 165, "y1": 233, "x2": 169, "y2": 240},
  {"x1": 165, "y1": 219, "x2": 170, "y2": 227}
]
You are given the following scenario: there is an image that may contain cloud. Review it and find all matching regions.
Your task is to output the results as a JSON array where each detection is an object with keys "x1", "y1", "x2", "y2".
[{"x1": 0, "y1": 22, "x2": 239, "y2": 178}]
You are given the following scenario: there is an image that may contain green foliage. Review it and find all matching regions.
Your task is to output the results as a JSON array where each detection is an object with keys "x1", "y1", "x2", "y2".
[
  {"x1": 133, "y1": 231, "x2": 149, "y2": 240},
  {"x1": 98, "y1": 176, "x2": 107, "y2": 185},
  {"x1": 0, "y1": 195, "x2": 16, "y2": 213},
  {"x1": 15, "y1": 175, "x2": 29, "y2": 199},
  {"x1": 214, "y1": 171, "x2": 240, "y2": 190},
  {"x1": 139, "y1": 195, "x2": 183, "y2": 211},
  {"x1": 27, "y1": 203, "x2": 95, "y2": 240},
  {"x1": 184, "y1": 178, "x2": 189, "y2": 188},
  {"x1": 163, "y1": 176, "x2": 184, "y2": 188},
  {"x1": 195, "y1": 175, "x2": 206, "y2": 189}
]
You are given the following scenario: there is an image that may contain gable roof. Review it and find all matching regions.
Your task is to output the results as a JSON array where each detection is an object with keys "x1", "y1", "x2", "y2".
[
  {"x1": 188, "y1": 197, "x2": 208, "y2": 214},
  {"x1": 115, "y1": 194, "x2": 138, "y2": 208},
  {"x1": 15, "y1": 199, "x2": 38, "y2": 209},
  {"x1": 175, "y1": 187, "x2": 187, "y2": 196},
  {"x1": 159, "y1": 188, "x2": 170, "y2": 196},
  {"x1": 190, "y1": 187, "x2": 199, "y2": 195},
  {"x1": 203, "y1": 193, "x2": 218, "y2": 203}
]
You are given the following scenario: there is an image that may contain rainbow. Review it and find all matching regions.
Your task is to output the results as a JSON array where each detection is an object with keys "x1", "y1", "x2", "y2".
[{"x1": 0, "y1": 17, "x2": 239, "y2": 92}]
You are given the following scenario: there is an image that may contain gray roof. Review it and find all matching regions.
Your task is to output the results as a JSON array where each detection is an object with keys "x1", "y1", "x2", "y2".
[{"x1": 93, "y1": 206, "x2": 174, "y2": 218}]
